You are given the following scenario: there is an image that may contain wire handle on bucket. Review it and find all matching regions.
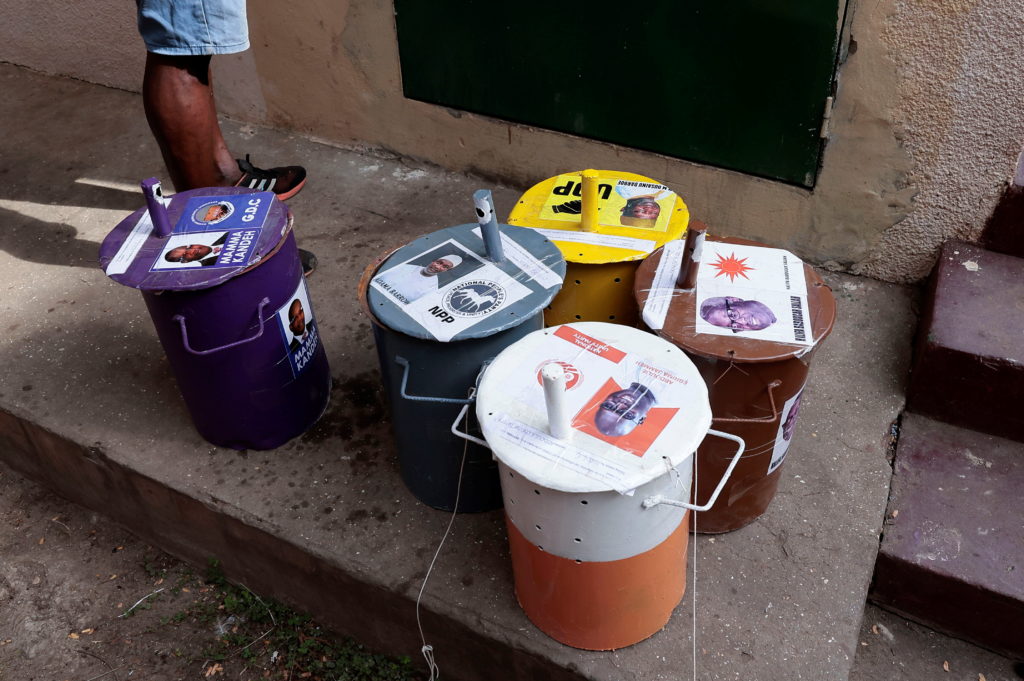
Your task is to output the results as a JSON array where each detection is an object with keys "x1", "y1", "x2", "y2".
[
  {"x1": 449, "y1": 387, "x2": 490, "y2": 448},
  {"x1": 173, "y1": 297, "x2": 271, "y2": 356},
  {"x1": 395, "y1": 356, "x2": 475, "y2": 405},
  {"x1": 711, "y1": 380, "x2": 783, "y2": 424},
  {"x1": 642, "y1": 429, "x2": 746, "y2": 512}
]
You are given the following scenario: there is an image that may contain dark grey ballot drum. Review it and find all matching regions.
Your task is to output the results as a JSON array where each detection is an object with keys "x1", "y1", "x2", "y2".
[
  {"x1": 634, "y1": 234, "x2": 836, "y2": 532},
  {"x1": 359, "y1": 191, "x2": 566, "y2": 512}
]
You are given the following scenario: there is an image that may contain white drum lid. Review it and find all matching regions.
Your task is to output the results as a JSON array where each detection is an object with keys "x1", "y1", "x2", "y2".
[{"x1": 477, "y1": 322, "x2": 712, "y2": 494}]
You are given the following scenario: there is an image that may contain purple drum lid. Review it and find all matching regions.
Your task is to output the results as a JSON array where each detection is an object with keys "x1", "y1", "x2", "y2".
[{"x1": 98, "y1": 187, "x2": 291, "y2": 292}]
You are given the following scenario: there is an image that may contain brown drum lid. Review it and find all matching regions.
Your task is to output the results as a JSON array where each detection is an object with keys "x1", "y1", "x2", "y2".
[{"x1": 634, "y1": 236, "x2": 837, "y2": 362}]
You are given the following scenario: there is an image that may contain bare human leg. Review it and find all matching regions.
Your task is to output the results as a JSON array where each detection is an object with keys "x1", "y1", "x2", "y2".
[{"x1": 142, "y1": 53, "x2": 241, "y2": 192}]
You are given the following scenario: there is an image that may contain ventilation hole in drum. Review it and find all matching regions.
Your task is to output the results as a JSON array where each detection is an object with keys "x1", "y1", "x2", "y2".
[
  {"x1": 574, "y1": 280, "x2": 581, "y2": 285},
  {"x1": 608, "y1": 315, "x2": 616, "y2": 320},
  {"x1": 535, "y1": 524, "x2": 542, "y2": 531},
  {"x1": 574, "y1": 559, "x2": 583, "y2": 564},
  {"x1": 538, "y1": 546, "x2": 544, "y2": 551},
  {"x1": 614, "y1": 278, "x2": 622, "y2": 283},
  {"x1": 573, "y1": 537, "x2": 581, "y2": 543},
  {"x1": 509, "y1": 470, "x2": 514, "y2": 477},
  {"x1": 574, "y1": 315, "x2": 582, "y2": 320},
  {"x1": 534, "y1": 489, "x2": 541, "y2": 495},
  {"x1": 580, "y1": 499, "x2": 588, "y2": 505},
  {"x1": 509, "y1": 498, "x2": 516, "y2": 505}
]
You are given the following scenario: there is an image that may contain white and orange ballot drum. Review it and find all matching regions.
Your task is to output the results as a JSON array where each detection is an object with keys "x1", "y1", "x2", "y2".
[{"x1": 469, "y1": 322, "x2": 745, "y2": 650}]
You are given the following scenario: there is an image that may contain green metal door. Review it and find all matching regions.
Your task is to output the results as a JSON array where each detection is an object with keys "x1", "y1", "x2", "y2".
[{"x1": 395, "y1": 1, "x2": 846, "y2": 188}]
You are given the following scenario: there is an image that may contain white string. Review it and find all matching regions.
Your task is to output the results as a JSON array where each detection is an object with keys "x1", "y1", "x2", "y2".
[
  {"x1": 691, "y1": 453, "x2": 698, "y2": 681},
  {"x1": 415, "y1": 409, "x2": 470, "y2": 681}
]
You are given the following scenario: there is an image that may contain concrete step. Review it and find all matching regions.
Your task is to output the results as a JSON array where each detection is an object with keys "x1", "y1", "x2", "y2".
[
  {"x1": 0, "y1": 63, "x2": 915, "y2": 681},
  {"x1": 870, "y1": 413, "x2": 1024, "y2": 658},
  {"x1": 850, "y1": 603, "x2": 1018, "y2": 681},
  {"x1": 906, "y1": 240, "x2": 1024, "y2": 443}
]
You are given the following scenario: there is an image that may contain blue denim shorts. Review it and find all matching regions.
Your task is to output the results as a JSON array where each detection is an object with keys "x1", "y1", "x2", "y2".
[{"x1": 137, "y1": 0, "x2": 249, "y2": 55}]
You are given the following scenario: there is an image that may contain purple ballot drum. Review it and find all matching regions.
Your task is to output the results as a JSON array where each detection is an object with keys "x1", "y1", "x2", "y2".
[{"x1": 99, "y1": 186, "x2": 330, "y2": 450}]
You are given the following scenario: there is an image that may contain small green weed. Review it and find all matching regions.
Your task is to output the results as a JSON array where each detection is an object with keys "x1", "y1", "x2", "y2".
[{"x1": 170, "y1": 559, "x2": 419, "y2": 681}]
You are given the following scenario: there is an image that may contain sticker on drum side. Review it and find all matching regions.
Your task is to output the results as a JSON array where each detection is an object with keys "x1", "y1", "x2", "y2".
[
  {"x1": 768, "y1": 388, "x2": 804, "y2": 474},
  {"x1": 276, "y1": 278, "x2": 321, "y2": 377},
  {"x1": 370, "y1": 238, "x2": 533, "y2": 342},
  {"x1": 694, "y1": 242, "x2": 813, "y2": 346},
  {"x1": 538, "y1": 174, "x2": 677, "y2": 233}
]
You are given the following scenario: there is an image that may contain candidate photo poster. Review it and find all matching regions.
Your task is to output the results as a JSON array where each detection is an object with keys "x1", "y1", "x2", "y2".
[
  {"x1": 370, "y1": 241, "x2": 486, "y2": 306},
  {"x1": 276, "y1": 278, "x2": 320, "y2": 377},
  {"x1": 538, "y1": 174, "x2": 677, "y2": 233},
  {"x1": 173, "y1": 192, "x2": 275, "y2": 234},
  {"x1": 151, "y1": 230, "x2": 230, "y2": 270},
  {"x1": 370, "y1": 238, "x2": 534, "y2": 342},
  {"x1": 514, "y1": 326, "x2": 702, "y2": 459},
  {"x1": 694, "y1": 242, "x2": 814, "y2": 346},
  {"x1": 768, "y1": 388, "x2": 804, "y2": 475},
  {"x1": 150, "y1": 228, "x2": 264, "y2": 271}
]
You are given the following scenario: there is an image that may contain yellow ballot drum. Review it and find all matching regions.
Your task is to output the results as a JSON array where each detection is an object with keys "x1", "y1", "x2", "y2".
[{"x1": 508, "y1": 170, "x2": 689, "y2": 326}]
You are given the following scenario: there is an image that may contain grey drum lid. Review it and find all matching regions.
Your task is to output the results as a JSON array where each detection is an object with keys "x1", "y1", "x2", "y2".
[
  {"x1": 366, "y1": 223, "x2": 566, "y2": 342},
  {"x1": 99, "y1": 187, "x2": 290, "y2": 292}
]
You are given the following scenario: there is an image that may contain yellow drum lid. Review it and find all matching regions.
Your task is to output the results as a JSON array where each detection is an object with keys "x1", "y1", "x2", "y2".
[{"x1": 507, "y1": 169, "x2": 689, "y2": 265}]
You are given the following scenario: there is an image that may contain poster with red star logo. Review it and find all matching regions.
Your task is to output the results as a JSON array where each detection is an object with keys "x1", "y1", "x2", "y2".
[{"x1": 694, "y1": 242, "x2": 813, "y2": 345}]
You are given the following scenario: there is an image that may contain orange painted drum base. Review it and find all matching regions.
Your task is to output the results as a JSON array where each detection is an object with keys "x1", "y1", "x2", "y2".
[{"x1": 506, "y1": 511, "x2": 690, "y2": 650}]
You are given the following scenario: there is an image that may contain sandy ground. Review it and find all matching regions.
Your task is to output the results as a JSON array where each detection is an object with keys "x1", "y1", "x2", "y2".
[{"x1": 0, "y1": 463, "x2": 225, "y2": 680}]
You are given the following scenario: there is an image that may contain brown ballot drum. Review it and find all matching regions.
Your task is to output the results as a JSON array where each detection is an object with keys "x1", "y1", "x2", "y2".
[{"x1": 634, "y1": 236, "x2": 837, "y2": 532}]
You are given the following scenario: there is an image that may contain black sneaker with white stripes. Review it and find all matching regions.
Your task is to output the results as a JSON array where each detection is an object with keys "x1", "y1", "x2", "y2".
[{"x1": 233, "y1": 154, "x2": 307, "y2": 200}]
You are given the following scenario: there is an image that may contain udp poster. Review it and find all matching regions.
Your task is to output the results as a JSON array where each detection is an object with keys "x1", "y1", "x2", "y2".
[
  {"x1": 276, "y1": 278, "x2": 320, "y2": 377},
  {"x1": 538, "y1": 174, "x2": 677, "y2": 232}
]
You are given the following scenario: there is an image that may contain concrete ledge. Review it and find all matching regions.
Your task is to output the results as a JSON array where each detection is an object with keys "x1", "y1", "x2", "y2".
[
  {"x1": 871, "y1": 413, "x2": 1024, "y2": 658},
  {"x1": 907, "y1": 241, "x2": 1024, "y2": 442},
  {"x1": 0, "y1": 64, "x2": 916, "y2": 681}
]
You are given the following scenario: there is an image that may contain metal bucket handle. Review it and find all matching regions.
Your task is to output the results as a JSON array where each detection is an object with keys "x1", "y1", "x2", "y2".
[
  {"x1": 642, "y1": 429, "x2": 746, "y2": 512},
  {"x1": 711, "y1": 379, "x2": 783, "y2": 424},
  {"x1": 173, "y1": 296, "x2": 271, "y2": 356},
  {"x1": 395, "y1": 356, "x2": 476, "y2": 405}
]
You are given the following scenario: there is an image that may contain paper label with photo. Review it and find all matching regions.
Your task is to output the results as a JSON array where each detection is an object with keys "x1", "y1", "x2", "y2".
[
  {"x1": 510, "y1": 325, "x2": 703, "y2": 459},
  {"x1": 174, "y1": 192, "x2": 274, "y2": 233},
  {"x1": 537, "y1": 174, "x2": 678, "y2": 232},
  {"x1": 150, "y1": 228, "x2": 263, "y2": 271},
  {"x1": 694, "y1": 242, "x2": 813, "y2": 346},
  {"x1": 370, "y1": 239, "x2": 533, "y2": 342},
  {"x1": 768, "y1": 388, "x2": 804, "y2": 474},
  {"x1": 276, "y1": 278, "x2": 320, "y2": 378}
]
